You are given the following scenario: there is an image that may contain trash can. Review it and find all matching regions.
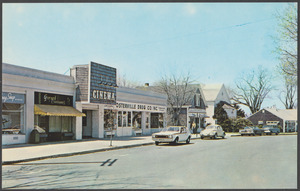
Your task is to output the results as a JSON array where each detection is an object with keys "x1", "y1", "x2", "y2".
[{"x1": 30, "y1": 129, "x2": 40, "y2": 144}]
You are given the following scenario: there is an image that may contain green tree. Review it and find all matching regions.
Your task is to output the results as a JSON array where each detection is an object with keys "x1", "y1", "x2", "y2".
[
  {"x1": 232, "y1": 103, "x2": 246, "y2": 118},
  {"x1": 275, "y1": 3, "x2": 297, "y2": 84},
  {"x1": 231, "y1": 117, "x2": 253, "y2": 132},
  {"x1": 213, "y1": 102, "x2": 231, "y2": 132}
]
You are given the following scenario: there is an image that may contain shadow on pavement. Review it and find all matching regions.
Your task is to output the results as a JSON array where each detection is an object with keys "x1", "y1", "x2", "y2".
[{"x1": 156, "y1": 143, "x2": 195, "y2": 147}]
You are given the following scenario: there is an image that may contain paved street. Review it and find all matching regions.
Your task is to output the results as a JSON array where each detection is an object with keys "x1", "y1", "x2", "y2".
[{"x1": 2, "y1": 135, "x2": 297, "y2": 189}]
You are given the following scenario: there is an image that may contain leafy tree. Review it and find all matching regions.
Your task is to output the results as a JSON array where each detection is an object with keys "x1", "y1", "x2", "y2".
[
  {"x1": 232, "y1": 103, "x2": 246, "y2": 118},
  {"x1": 213, "y1": 102, "x2": 231, "y2": 132},
  {"x1": 275, "y1": 3, "x2": 297, "y2": 84},
  {"x1": 230, "y1": 117, "x2": 253, "y2": 132}
]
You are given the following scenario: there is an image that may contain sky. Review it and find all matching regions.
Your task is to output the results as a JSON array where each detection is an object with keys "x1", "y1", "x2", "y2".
[{"x1": 2, "y1": 2, "x2": 296, "y2": 113}]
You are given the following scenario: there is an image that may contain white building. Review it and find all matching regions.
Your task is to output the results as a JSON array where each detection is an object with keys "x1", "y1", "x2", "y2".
[
  {"x1": 2, "y1": 63, "x2": 84, "y2": 145},
  {"x1": 201, "y1": 84, "x2": 236, "y2": 125},
  {"x1": 2, "y1": 62, "x2": 167, "y2": 145}
]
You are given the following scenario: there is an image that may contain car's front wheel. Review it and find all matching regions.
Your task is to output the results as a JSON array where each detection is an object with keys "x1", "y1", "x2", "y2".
[
  {"x1": 155, "y1": 141, "x2": 159, "y2": 145},
  {"x1": 186, "y1": 136, "x2": 191, "y2": 144},
  {"x1": 214, "y1": 133, "x2": 217, "y2": 139}
]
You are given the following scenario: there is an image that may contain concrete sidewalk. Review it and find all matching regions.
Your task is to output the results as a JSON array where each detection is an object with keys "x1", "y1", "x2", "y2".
[{"x1": 2, "y1": 135, "x2": 203, "y2": 164}]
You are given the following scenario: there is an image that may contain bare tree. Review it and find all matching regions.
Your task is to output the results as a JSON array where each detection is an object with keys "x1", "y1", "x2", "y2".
[
  {"x1": 279, "y1": 76, "x2": 297, "y2": 109},
  {"x1": 156, "y1": 73, "x2": 195, "y2": 126},
  {"x1": 117, "y1": 73, "x2": 141, "y2": 88},
  {"x1": 232, "y1": 67, "x2": 274, "y2": 114},
  {"x1": 275, "y1": 3, "x2": 297, "y2": 82}
]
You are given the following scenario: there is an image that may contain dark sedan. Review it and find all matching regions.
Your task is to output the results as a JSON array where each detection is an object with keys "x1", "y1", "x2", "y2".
[{"x1": 262, "y1": 126, "x2": 280, "y2": 135}]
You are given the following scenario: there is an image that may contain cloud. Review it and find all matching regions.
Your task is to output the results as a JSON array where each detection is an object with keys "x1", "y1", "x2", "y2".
[{"x1": 184, "y1": 3, "x2": 197, "y2": 15}]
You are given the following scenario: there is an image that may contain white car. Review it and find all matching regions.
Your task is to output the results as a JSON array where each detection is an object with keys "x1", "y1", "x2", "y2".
[
  {"x1": 152, "y1": 126, "x2": 191, "y2": 145},
  {"x1": 200, "y1": 125, "x2": 225, "y2": 139}
]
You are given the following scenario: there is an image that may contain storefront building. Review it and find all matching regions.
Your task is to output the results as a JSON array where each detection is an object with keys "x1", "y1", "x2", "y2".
[
  {"x1": 71, "y1": 62, "x2": 167, "y2": 139},
  {"x1": 2, "y1": 63, "x2": 85, "y2": 145}
]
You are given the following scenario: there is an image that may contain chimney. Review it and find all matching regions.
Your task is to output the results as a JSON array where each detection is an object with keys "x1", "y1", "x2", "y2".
[{"x1": 145, "y1": 83, "x2": 149, "y2": 87}]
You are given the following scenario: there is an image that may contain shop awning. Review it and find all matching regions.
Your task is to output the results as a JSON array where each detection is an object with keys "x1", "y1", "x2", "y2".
[{"x1": 34, "y1": 104, "x2": 86, "y2": 117}]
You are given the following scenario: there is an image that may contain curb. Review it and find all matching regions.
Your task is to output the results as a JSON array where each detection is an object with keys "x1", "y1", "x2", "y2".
[{"x1": 2, "y1": 142, "x2": 154, "y2": 165}]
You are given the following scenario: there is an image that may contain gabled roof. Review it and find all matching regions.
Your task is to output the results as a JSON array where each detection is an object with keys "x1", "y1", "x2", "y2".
[
  {"x1": 201, "y1": 84, "x2": 224, "y2": 102},
  {"x1": 265, "y1": 108, "x2": 297, "y2": 121}
]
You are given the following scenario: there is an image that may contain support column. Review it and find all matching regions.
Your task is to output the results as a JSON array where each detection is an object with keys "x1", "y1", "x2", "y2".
[
  {"x1": 98, "y1": 104, "x2": 105, "y2": 138},
  {"x1": 25, "y1": 90, "x2": 35, "y2": 143},
  {"x1": 75, "y1": 102, "x2": 83, "y2": 140},
  {"x1": 141, "y1": 111, "x2": 146, "y2": 133}
]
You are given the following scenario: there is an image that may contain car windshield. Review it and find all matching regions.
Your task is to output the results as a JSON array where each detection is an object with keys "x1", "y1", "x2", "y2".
[
  {"x1": 206, "y1": 126, "x2": 217, "y2": 130},
  {"x1": 244, "y1": 127, "x2": 251, "y2": 129},
  {"x1": 163, "y1": 126, "x2": 180, "y2": 132}
]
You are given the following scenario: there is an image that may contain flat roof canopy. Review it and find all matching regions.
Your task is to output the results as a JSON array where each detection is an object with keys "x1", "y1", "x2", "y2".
[{"x1": 34, "y1": 104, "x2": 85, "y2": 117}]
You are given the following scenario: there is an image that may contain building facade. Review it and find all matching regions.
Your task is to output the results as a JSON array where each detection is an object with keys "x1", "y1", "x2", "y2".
[
  {"x1": 201, "y1": 84, "x2": 236, "y2": 125},
  {"x1": 2, "y1": 63, "x2": 84, "y2": 145},
  {"x1": 2, "y1": 62, "x2": 167, "y2": 145},
  {"x1": 70, "y1": 62, "x2": 167, "y2": 139},
  {"x1": 247, "y1": 108, "x2": 298, "y2": 132}
]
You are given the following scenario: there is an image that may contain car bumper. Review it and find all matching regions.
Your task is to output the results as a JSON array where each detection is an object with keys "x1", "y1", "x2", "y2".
[
  {"x1": 239, "y1": 132, "x2": 253, "y2": 135},
  {"x1": 152, "y1": 138, "x2": 174, "y2": 143},
  {"x1": 200, "y1": 134, "x2": 214, "y2": 137}
]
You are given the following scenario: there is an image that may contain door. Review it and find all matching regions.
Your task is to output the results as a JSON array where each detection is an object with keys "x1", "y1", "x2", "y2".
[
  {"x1": 82, "y1": 110, "x2": 92, "y2": 138},
  {"x1": 178, "y1": 127, "x2": 188, "y2": 141}
]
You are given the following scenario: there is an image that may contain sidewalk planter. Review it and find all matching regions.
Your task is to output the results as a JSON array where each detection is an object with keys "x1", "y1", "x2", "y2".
[
  {"x1": 133, "y1": 129, "x2": 142, "y2": 136},
  {"x1": 2, "y1": 134, "x2": 26, "y2": 145}
]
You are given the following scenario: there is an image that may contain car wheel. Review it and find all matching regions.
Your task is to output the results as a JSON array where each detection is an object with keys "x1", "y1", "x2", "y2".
[
  {"x1": 214, "y1": 133, "x2": 217, "y2": 139},
  {"x1": 186, "y1": 136, "x2": 191, "y2": 144},
  {"x1": 221, "y1": 133, "x2": 225, "y2": 139},
  {"x1": 174, "y1": 137, "x2": 179, "y2": 144},
  {"x1": 201, "y1": 135, "x2": 204, "y2": 139},
  {"x1": 276, "y1": 133, "x2": 279, "y2": 135},
  {"x1": 155, "y1": 141, "x2": 159, "y2": 146}
]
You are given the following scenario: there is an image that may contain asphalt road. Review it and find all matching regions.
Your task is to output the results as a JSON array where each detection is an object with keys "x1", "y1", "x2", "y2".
[{"x1": 2, "y1": 135, "x2": 297, "y2": 189}]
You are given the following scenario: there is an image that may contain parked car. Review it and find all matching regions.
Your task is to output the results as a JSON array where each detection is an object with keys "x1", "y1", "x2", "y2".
[
  {"x1": 262, "y1": 126, "x2": 280, "y2": 135},
  {"x1": 239, "y1": 126, "x2": 264, "y2": 136},
  {"x1": 200, "y1": 125, "x2": 225, "y2": 139},
  {"x1": 152, "y1": 126, "x2": 191, "y2": 145}
]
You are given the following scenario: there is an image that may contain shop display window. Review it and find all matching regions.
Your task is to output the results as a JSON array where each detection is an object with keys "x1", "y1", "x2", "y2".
[
  {"x1": 133, "y1": 112, "x2": 141, "y2": 129},
  {"x1": 2, "y1": 103, "x2": 25, "y2": 134},
  {"x1": 104, "y1": 109, "x2": 116, "y2": 130},
  {"x1": 118, "y1": 111, "x2": 122, "y2": 127},
  {"x1": 122, "y1": 111, "x2": 127, "y2": 127},
  {"x1": 128, "y1": 112, "x2": 132, "y2": 126}
]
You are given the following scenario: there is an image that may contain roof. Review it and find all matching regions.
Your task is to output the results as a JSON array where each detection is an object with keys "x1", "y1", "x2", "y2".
[
  {"x1": 265, "y1": 108, "x2": 297, "y2": 121},
  {"x1": 201, "y1": 84, "x2": 224, "y2": 102},
  {"x1": 222, "y1": 104, "x2": 235, "y2": 110}
]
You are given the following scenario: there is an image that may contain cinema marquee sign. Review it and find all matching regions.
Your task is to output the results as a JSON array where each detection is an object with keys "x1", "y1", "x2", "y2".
[{"x1": 89, "y1": 62, "x2": 117, "y2": 104}]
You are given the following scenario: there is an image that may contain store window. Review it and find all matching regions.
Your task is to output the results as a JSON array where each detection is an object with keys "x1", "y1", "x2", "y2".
[
  {"x1": 118, "y1": 111, "x2": 122, "y2": 127},
  {"x1": 128, "y1": 112, "x2": 132, "y2": 127},
  {"x1": 122, "y1": 111, "x2": 127, "y2": 127},
  {"x1": 151, "y1": 113, "x2": 164, "y2": 128},
  {"x1": 104, "y1": 109, "x2": 116, "y2": 130},
  {"x1": 2, "y1": 103, "x2": 25, "y2": 134},
  {"x1": 2, "y1": 93, "x2": 25, "y2": 134},
  {"x1": 133, "y1": 112, "x2": 142, "y2": 129}
]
